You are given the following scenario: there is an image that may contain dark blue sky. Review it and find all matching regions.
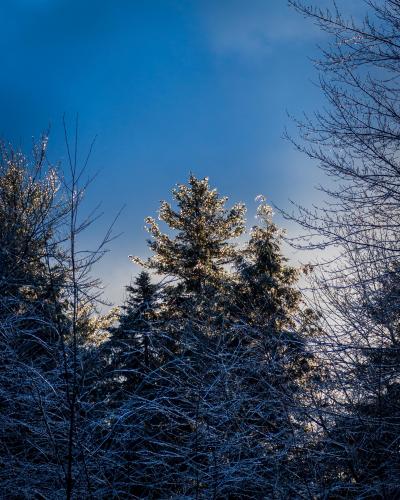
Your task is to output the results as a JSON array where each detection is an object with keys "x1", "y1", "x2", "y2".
[{"x1": 0, "y1": 0, "x2": 364, "y2": 303}]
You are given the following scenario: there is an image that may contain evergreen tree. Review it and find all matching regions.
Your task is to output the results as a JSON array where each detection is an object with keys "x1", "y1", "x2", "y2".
[
  {"x1": 105, "y1": 271, "x2": 159, "y2": 393},
  {"x1": 98, "y1": 272, "x2": 164, "y2": 496},
  {"x1": 214, "y1": 197, "x2": 318, "y2": 496},
  {"x1": 114, "y1": 186, "x2": 316, "y2": 497},
  {"x1": 112, "y1": 176, "x2": 247, "y2": 496},
  {"x1": 232, "y1": 197, "x2": 316, "y2": 384},
  {"x1": 235, "y1": 198, "x2": 301, "y2": 328},
  {"x1": 131, "y1": 174, "x2": 247, "y2": 361},
  {"x1": 133, "y1": 174, "x2": 246, "y2": 296}
]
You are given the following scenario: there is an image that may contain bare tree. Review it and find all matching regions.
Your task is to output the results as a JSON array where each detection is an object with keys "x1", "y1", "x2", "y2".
[
  {"x1": 0, "y1": 127, "x2": 119, "y2": 499},
  {"x1": 285, "y1": 1, "x2": 400, "y2": 496},
  {"x1": 0, "y1": 137, "x2": 71, "y2": 498}
]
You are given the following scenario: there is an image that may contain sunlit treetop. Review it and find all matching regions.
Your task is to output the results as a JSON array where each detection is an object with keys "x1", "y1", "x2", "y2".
[
  {"x1": 132, "y1": 175, "x2": 246, "y2": 293},
  {"x1": 0, "y1": 140, "x2": 63, "y2": 297}
]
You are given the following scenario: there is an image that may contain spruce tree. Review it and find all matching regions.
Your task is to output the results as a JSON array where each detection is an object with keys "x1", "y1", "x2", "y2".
[
  {"x1": 235, "y1": 198, "x2": 301, "y2": 329},
  {"x1": 105, "y1": 270, "x2": 159, "y2": 392},
  {"x1": 99, "y1": 272, "x2": 163, "y2": 496},
  {"x1": 211, "y1": 197, "x2": 317, "y2": 496},
  {"x1": 133, "y1": 174, "x2": 246, "y2": 296},
  {"x1": 116, "y1": 186, "x2": 316, "y2": 497},
  {"x1": 112, "y1": 176, "x2": 247, "y2": 496}
]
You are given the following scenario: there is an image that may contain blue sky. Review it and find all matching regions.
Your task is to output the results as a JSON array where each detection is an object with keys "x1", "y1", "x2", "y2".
[{"x1": 0, "y1": 0, "x2": 364, "y2": 304}]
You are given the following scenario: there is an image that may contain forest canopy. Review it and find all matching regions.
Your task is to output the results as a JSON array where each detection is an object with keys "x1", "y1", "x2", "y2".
[{"x1": 2, "y1": 0, "x2": 400, "y2": 498}]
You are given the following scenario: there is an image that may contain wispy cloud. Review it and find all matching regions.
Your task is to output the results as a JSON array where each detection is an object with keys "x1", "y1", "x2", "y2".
[
  {"x1": 198, "y1": 0, "x2": 321, "y2": 59},
  {"x1": 198, "y1": 0, "x2": 367, "y2": 60}
]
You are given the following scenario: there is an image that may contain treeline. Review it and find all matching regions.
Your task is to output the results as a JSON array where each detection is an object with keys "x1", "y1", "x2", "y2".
[
  {"x1": 0, "y1": 155, "x2": 320, "y2": 497},
  {"x1": 0, "y1": 154, "x2": 398, "y2": 499},
  {"x1": 3, "y1": 0, "x2": 400, "y2": 498}
]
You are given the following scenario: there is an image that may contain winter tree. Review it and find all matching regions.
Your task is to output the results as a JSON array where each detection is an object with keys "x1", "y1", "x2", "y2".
[
  {"x1": 108, "y1": 179, "x2": 317, "y2": 497},
  {"x1": 0, "y1": 132, "x2": 118, "y2": 499},
  {"x1": 0, "y1": 138, "x2": 71, "y2": 497},
  {"x1": 286, "y1": 0, "x2": 400, "y2": 496},
  {"x1": 133, "y1": 174, "x2": 246, "y2": 295}
]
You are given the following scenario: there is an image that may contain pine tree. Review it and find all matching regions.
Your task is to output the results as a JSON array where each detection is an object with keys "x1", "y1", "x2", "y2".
[
  {"x1": 133, "y1": 174, "x2": 246, "y2": 296},
  {"x1": 105, "y1": 271, "x2": 159, "y2": 392},
  {"x1": 210, "y1": 197, "x2": 318, "y2": 496},
  {"x1": 111, "y1": 176, "x2": 247, "y2": 496},
  {"x1": 115, "y1": 186, "x2": 317, "y2": 497}
]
